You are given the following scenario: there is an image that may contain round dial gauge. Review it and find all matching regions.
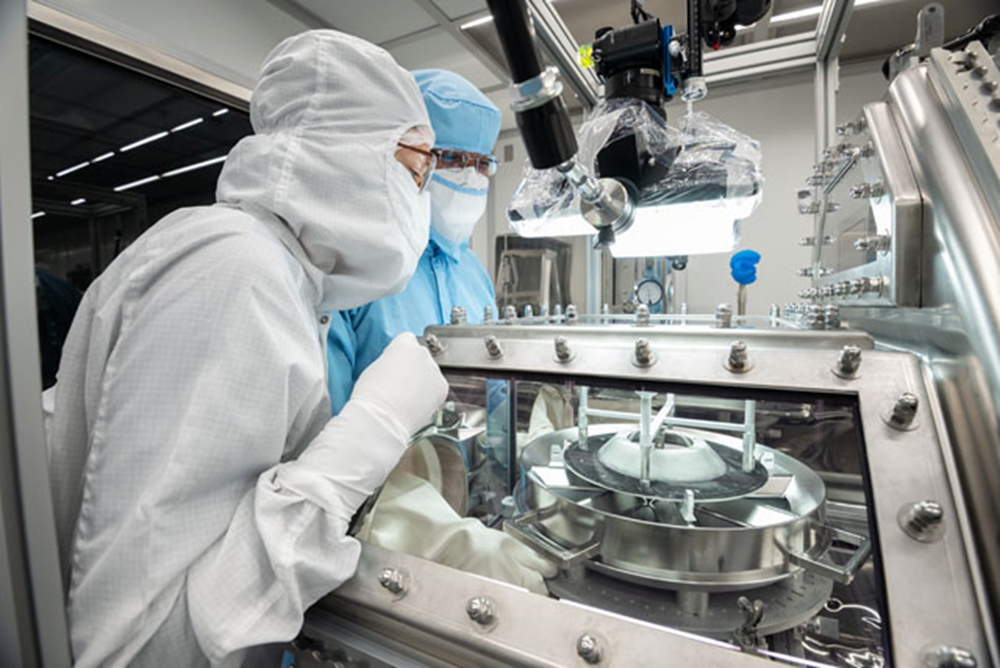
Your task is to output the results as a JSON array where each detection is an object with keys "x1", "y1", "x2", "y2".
[{"x1": 636, "y1": 278, "x2": 664, "y2": 305}]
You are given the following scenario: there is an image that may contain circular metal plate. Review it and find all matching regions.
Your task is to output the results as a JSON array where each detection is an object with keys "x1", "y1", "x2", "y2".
[
  {"x1": 563, "y1": 432, "x2": 770, "y2": 502},
  {"x1": 548, "y1": 564, "x2": 833, "y2": 639}
]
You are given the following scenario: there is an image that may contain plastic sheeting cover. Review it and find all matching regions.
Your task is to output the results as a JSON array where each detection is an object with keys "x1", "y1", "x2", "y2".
[{"x1": 507, "y1": 98, "x2": 763, "y2": 241}]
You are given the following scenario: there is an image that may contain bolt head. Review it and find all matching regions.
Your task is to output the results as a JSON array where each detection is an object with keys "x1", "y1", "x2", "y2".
[
  {"x1": 378, "y1": 567, "x2": 406, "y2": 594},
  {"x1": 577, "y1": 634, "x2": 602, "y2": 664},
  {"x1": 466, "y1": 596, "x2": 495, "y2": 625},
  {"x1": 923, "y1": 645, "x2": 977, "y2": 667}
]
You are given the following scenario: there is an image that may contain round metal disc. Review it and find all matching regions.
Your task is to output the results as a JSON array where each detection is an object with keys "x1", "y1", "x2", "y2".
[
  {"x1": 562, "y1": 432, "x2": 770, "y2": 502},
  {"x1": 548, "y1": 565, "x2": 833, "y2": 639}
]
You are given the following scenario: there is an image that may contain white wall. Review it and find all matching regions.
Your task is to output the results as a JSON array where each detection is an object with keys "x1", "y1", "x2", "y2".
[
  {"x1": 482, "y1": 62, "x2": 889, "y2": 314},
  {"x1": 36, "y1": 0, "x2": 312, "y2": 87}
]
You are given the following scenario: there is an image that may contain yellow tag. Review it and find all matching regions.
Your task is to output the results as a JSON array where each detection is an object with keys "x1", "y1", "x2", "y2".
[{"x1": 578, "y1": 44, "x2": 594, "y2": 68}]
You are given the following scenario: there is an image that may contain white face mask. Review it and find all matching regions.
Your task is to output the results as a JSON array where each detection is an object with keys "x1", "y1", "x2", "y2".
[{"x1": 428, "y1": 167, "x2": 489, "y2": 243}]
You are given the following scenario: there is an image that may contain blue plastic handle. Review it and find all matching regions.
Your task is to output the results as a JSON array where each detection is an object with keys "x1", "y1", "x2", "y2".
[{"x1": 730, "y1": 250, "x2": 761, "y2": 285}]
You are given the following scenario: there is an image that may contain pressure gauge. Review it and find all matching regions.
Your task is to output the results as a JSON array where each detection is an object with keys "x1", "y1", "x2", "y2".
[{"x1": 635, "y1": 278, "x2": 664, "y2": 306}]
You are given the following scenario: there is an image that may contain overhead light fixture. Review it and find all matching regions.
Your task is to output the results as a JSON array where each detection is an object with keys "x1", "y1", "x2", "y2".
[
  {"x1": 161, "y1": 155, "x2": 227, "y2": 178},
  {"x1": 31, "y1": 211, "x2": 46, "y2": 219},
  {"x1": 120, "y1": 131, "x2": 169, "y2": 152},
  {"x1": 213, "y1": 108, "x2": 229, "y2": 117},
  {"x1": 70, "y1": 198, "x2": 86, "y2": 206},
  {"x1": 460, "y1": 15, "x2": 493, "y2": 30},
  {"x1": 114, "y1": 175, "x2": 161, "y2": 192},
  {"x1": 770, "y1": 0, "x2": 883, "y2": 25},
  {"x1": 171, "y1": 118, "x2": 204, "y2": 133},
  {"x1": 56, "y1": 161, "x2": 91, "y2": 178},
  {"x1": 92, "y1": 151, "x2": 115, "y2": 163}
]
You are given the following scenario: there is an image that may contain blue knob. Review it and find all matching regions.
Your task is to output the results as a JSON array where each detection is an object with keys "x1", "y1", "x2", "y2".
[{"x1": 730, "y1": 250, "x2": 761, "y2": 285}]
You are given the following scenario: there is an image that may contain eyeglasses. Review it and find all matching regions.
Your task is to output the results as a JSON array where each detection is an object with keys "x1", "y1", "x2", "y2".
[
  {"x1": 396, "y1": 142, "x2": 438, "y2": 193},
  {"x1": 436, "y1": 150, "x2": 500, "y2": 177}
]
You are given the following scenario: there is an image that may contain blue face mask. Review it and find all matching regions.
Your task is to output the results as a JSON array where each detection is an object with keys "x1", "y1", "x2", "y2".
[{"x1": 428, "y1": 168, "x2": 489, "y2": 243}]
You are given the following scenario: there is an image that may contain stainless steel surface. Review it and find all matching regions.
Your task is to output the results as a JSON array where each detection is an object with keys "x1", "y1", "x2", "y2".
[
  {"x1": 411, "y1": 323, "x2": 990, "y2": 665},
  {"x1": 322, "y1": 543, "x2": 762, "y2": 668},
  {"x1": 1, "y1": 2, "x2": 73, "y2": 665}
]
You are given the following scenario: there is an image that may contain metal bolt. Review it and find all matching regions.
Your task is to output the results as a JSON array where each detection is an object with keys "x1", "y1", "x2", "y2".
[
  {"x1": 807, "y1": 305, "x2": 825, "y2": 330},
  {"x1": 854, "y1": 234, "x2": 891, "y2": 252},
  {"x1": 502, "y1": 304, "x2": 517, "y2": 323},
  {"x1": 974, "y1": 64, "x2": 988, "y2": 77},
  {"x1": 923, "y1": 645, "x2": 977, "y2": 667},
  {"x1": 635, "y1": 304, "x2": 650, "y2": 326},
  {"x1": 849, "y1": 181, "x2": 885, "y2": 199},
  {"x1": 523, "y1": 304, "x2": 534, "y2": 318},
  {"x1": 554, "y1": 336, "x2": 573, "y2": 363},
  {"x1": 715, "y1": 303, "x2": 733, "y2": 328},
  {"x1": 424, "y1": 334, "x2": 444, "y2": 356},
  {"x1": 576, "y1": 634, "x2": 603, "y2": 664},
  {"x1": 835, "y1": 345, "x2": 862, "y2": 377},
  {"x1": 565, "y1": 304, "x2": 578, "y2": 324},
  {"x1": 450, "y1": 306, "x2": 467, "y2": 325},
  {"x1": 483, "y1": 305, "x2": 494, "y2": 323},
  {"x1": 634, "y1": 339, "x2": 655, "y2": 367},
  {"x1": 769, "y1": 303, "x2": 780, "y2": 320},
  {"x1": 888, "y1": 392, "x2": 919, "y2": 428},
  {"x1": 796, "y1": 267, "x2": 814, "y2": 277},
  {"x1": 899, "y1": 500, "x2": 944, "y2": 543},
  {"x1": 553, "y1": 304, "x2": 563, "y2": 317},
  {"x1": 983, "y1": 79, "x2": 999, "y2": 93},
  {"x1": 466, "y1": 596, "x2": 495, "y2": 626},
  {"x1": 824, "y1": 304, "x2": 841, "y2": 329},
  {"x1": 484, "y1": 335, "x2": 503, "y2": 359},
  {"x1": 679, "y1": 302, "x2": 688, "y2": 316},
  {"x1": 601, "y1": 303, "x2": 610, "y2": 315},
  {"x1": 378, "y1": 568, "x2": 406, "y2": 595},
  {"x1": 727, "y1": 341, "x2": 749, "y2": 371}
]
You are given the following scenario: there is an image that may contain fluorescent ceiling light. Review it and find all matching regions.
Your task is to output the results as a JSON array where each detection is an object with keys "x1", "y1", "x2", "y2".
[
  {"x1": 120, "y1": 131, "x2": 169, "y2": 152},
  {"x1": 171, "y1": 118, "x2": 204, "y2": 133},
  {"x1": 56, "y1": 161, "x2": 91, "y2": 178},
  {"x1": 92, "y1": 151, "x2": 115, "y2": 163},
  {"x1": 213, "y1": 108, "x2": 229, "y2": 117},
  {"x1": 770, "y1": 0, "x2": 884, "y2": 25},
  {"x1": 70, "y1": 198, "x2": 86, "y2": 206},
  {"x1": 162, "y1": 155, "x2": 227, "y2": 178},
  {"x1": 114, "y1": 175, "x2": 161, "y2": 192},
  {"x1": 460, "y1": 15, "x2": 493, "y2": 30},
  {"x1": 31, "y1": 211, "x2": 46, "y2": 219}
]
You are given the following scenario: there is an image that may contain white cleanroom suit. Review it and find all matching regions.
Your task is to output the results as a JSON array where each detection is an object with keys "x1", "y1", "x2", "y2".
[{"x1": 45, "y1": 30, "x2": 446, "y2": 667}]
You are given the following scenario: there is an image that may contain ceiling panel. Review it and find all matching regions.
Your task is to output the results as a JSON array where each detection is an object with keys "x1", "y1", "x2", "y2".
[
  {"x1": 428, "y1": 0, "x2": 488, "y2": 22},
  {"x1": 291, "y1": 0, "x2": 439, "y2": 43},
  {"x1": 389, "y1": 29, "x2": 503, "y2": 89}
]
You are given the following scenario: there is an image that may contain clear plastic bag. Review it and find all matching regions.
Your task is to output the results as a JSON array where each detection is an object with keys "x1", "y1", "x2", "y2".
[{"x1": 506, "y1": 98, "x2": 763, "y2": 244}]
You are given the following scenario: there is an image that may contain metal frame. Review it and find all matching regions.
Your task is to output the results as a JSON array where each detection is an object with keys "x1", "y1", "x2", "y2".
[
  {"x1": 0, "y1": 1, "x2": 73, "y2": 665},
  {"x1": 703, "y1": 31, "x2": 817, "y2": 86},
  {"x1": 318, "y1": 324, "x2": 992, "y2": 667},
  {"x1": 28, "y1": 1, "x2": 251, "y2": 110}
]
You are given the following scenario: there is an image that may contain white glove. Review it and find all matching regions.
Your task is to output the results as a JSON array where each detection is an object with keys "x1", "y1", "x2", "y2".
[
  {"x1": 351, "y1": 332, "x2": 449, "y2": 440},
  {"x1": 277, "y1": 333, "x2": 448, "y2": 522},
  {"x1": 358, "y1": 470, "x2": 557, "y2": 595}
]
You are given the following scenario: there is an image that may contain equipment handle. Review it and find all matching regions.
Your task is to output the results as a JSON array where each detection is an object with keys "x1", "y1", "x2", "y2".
[
  {"x1": 785, "y1": 525, "x2": 873, "y2": 585},
  {"x1": 504, "y1": 509, "x2": 602, "y2": 567}
]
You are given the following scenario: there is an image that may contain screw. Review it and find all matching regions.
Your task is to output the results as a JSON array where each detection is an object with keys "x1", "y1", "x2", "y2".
[
  {"x1": 484, "y1": 335, "x2": 503, "y2": 359},
  {"x1": 728, "y1": 340, "x2": 749, "y2": 371},
  {"x1": 554, "y1": 336, "x2": 572, "y2": 362},
  {"x1": 466, "y1": 596, "x2": 495, "y2": 626},
  {"x1": 523, "y1": 304, "x2": 534, "y2": 318},
  {"x1": 769, "y1": 303, "x2": 781, "y2": 319},
  {"x1": 378, "y1": 568, "x2": 406, "y2": 595},
  {"x1": 553, "y1": 304, "x2": 563, "y2": 317},
  {"x1": 450, "y1": 306, "x2": 467, "y2": 325},
  {"x1": 855, "y1": 234, "x2": 891, "y2": 252},
  {"x1": 679, "y1": 302, "x2": 688, "y2": 316},
  {"x1": 483, "y1": 305, "x2": 494, "y2": 323},
  {"x1": 974, "y1": 64, "x2": 988, "y2": 77},
  {"x1": 502, "y1": 304, "x2": 517, "y2": 323},
  {"x1": 636, "y1": 304, "x2": 651, "y2": 326},
  {"x1": 601, "y1": 303, "x2": 610, "y2": 315},
  {"x1": 566, "y1": 304, "x2": 578, "y2": 324},
  {"x1": 836, "y1": 345, "x2": 862, "y2": 376},
  {"x1": 715, "y1": 303, "x2": 733, "y2": 328},
  {"x1": 824, "y1": 304, "x2": 841, "y2": 329},
  {"x1": 807, "y1": 305, "x2": 825, "y2": 330},
  {"x1": 576, "y1": 634, "x2": 603, "y2": 664},
  {"x1": 424, "y1": 334, "x2": 444, "y2": 356},
  {"x1": 889, "y1": 392, "x2": 919, "y2": 428},
  {"x1": 923, "y1": 645, "x2": 977, "y2": 667},
  {"x1": 634, "y1": 339, "x2": 655, "y2": 367}
]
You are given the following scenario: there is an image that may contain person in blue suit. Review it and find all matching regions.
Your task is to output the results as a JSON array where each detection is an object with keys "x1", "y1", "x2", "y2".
[{"x1": 327, "y1": 68, "x2": 501, "y2": 414}]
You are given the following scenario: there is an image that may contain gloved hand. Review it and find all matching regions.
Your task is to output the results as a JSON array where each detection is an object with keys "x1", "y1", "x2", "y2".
[
  {"x1": 357, "y1": 470, "x2": 557, "y2": 595},
  {"x1": 277, "y1": 332, "x2": 448, "y2": 521},
  {"x1": 351, "y1": 332, "x2": 448, "y2": 440}
]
